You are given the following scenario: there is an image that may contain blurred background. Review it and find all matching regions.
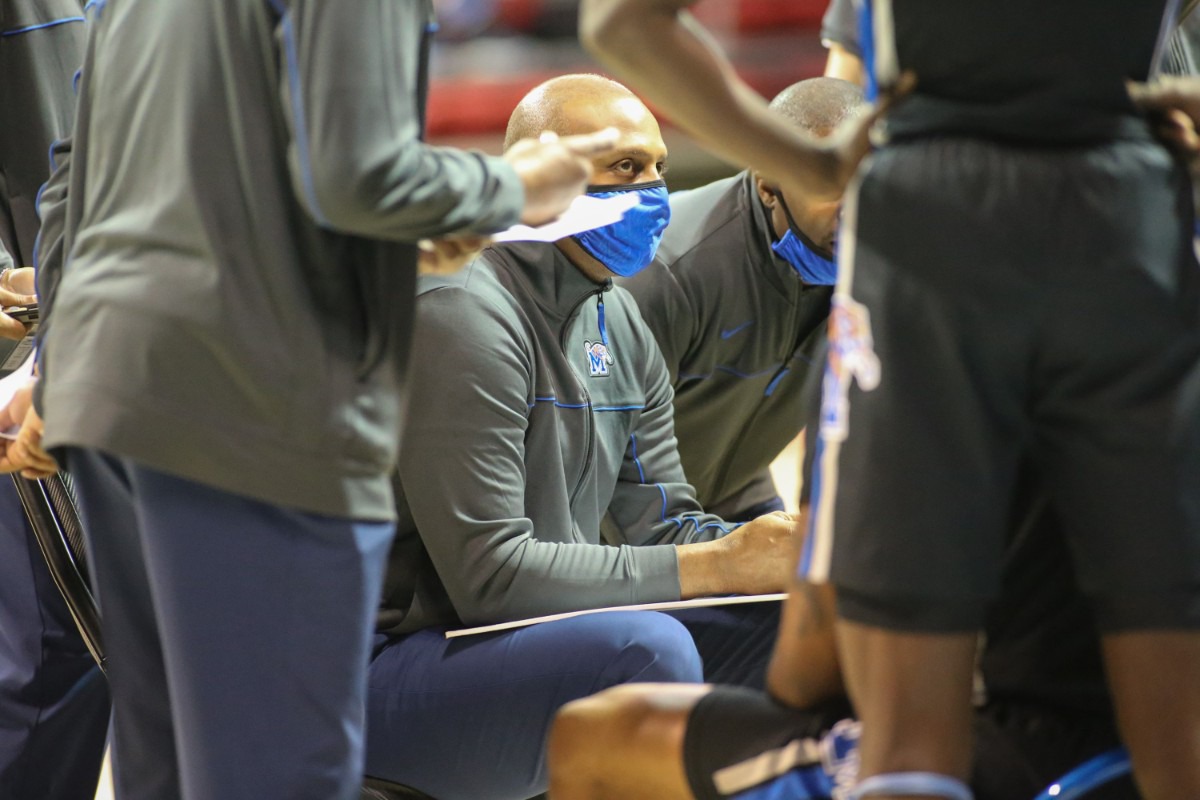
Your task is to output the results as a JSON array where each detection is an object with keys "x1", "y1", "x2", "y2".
[{"x1": 428, "y1": 0, "x2": 830, "y2": 190}]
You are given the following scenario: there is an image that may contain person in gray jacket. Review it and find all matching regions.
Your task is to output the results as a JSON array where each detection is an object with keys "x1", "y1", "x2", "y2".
[
  {"x1": 0, "y1": 2, "x2": 616, "y2": 799},
  {"x1": 365, "y1": 74, "x2": 797, "y2": 800},
  {"x1": 622, "y1": 77, "x2": 863, "y2": 521},
  {"x1": 0, "y1": 4, "x2": 111, "y2": 799}
]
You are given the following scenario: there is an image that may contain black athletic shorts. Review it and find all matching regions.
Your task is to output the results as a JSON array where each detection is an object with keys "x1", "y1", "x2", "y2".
[
  {"x1": 682, "y1": 686, "x2": 1137, "y2": 800},
  {"x1": 683, "y1": 686, "x2": 854, "y2": 800},
  {"x1": 799, "y1": 135, "x2": 1200, "y2": 632}
]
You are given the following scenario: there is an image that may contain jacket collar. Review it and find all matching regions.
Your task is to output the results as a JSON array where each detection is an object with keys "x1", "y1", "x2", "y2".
[
  {"x1": 739, "y1": 171, "x2": 813, "y2": 299},
  {"x1": 485, "y1": 241, "x2": 610, "y2": 320}
]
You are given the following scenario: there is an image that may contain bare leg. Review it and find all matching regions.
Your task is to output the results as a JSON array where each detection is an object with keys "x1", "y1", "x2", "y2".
[
  {"x1": 836, "y1": 620, "x2": 977, "y2": 800},
  {"x1": 1102, "y1": 630, "x2": 1200, "y2": 799},
  {"x1": 547, "y1": 684, "x2": 712, "y2": 800}
]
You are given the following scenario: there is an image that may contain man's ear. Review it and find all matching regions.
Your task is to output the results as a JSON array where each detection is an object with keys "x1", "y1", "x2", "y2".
[{"x1": 753, "y1": 173, "x2": 776, "y2": 208}]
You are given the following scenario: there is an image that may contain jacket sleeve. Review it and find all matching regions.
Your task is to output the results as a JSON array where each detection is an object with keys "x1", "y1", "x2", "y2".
[
  {"x1": 30, "y1": 134, "x2": 72, "y2": 411},
  {"x1": 621, "y1": 258, "x2": 698, "y2": 385},
  {"x1": 605, "y1": 328, "x2": 740, "y2": 545},
  {"x1": 269, "y1": 0, "x2": 524, "y2": 240},
  {"x1": 398, "y1": 284, "x2": 682, "y2": 625},
  {"x1": 0, "y1": 239, "x2": 11, "y2": 272},
  {"x1": 34, "y1": 136, "x2": 72, "y2": 325}
]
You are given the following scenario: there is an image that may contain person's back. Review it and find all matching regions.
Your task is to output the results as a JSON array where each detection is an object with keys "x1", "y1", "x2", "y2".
[
  {"x1": 581, "y1": 2, "x2": 1200, "y2": 797},
  {"x1": 807, "y1": 2, "x2": 1200, "y2": 797},
  {"x1": 883, "y1": 0, "x2": 1162, "y2": 142},
  {"x1": 44, "y1": 0, "x2": 520, "y2": 518},
  {"x1": 28, "y1": 4, "x2": 611, "y2": 798}
]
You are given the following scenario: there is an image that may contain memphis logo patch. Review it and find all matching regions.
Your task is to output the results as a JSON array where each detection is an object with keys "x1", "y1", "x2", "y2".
[
  {"x1": 820, "y1": 295, "x2": 881, "y2": 442},
  {"x1": 585, "y1": 340, "x2": 614, "y2": 377}
]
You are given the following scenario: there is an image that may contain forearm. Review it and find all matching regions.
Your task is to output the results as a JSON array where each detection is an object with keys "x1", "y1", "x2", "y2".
[
  {"x1": 676, "y1": 539, "x2": 728, "y2": 599},
  {"x1": 279, "y1": 0, "x2": 524, "y2": 238},
  {"x1": 825, "y1": 44, "x2": 866, "y2": 86},
  {"x1": 580, "y1": 0, "x2": 841, "y2": 200},
  {"x1": 434, "y1": 536, "x2": 683, "y2": 624},
  {"x1": 35, "y1": 136, "x2": 72, "y2": 315}
]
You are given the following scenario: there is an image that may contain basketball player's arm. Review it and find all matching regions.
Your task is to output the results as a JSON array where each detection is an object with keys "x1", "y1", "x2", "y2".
[
  {"x1": 821, "y1": 0, "x2": 867, "y2": 86},
  {"x1": 580, "y1": 0, "x2": 860, "y2": 204},
  {"x1": 825, "y1": 44, "x2": 866, "y2": 86}
]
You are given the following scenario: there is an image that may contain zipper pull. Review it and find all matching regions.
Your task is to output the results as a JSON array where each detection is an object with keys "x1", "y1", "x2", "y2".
[{"x1": 597, "y1": 293, "x2": 608, "y2": 346}]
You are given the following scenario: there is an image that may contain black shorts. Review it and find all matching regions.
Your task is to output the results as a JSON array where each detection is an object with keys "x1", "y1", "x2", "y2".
[
  {"x1": 682, "y1": 687, "x2": 1137, "y2": 800},
  {"x1": 800, "y1": 136, "x2": 1200, "y2": 632},
  {"x1": 682, "y1": 686, "x2": 854, "y2": 800}
]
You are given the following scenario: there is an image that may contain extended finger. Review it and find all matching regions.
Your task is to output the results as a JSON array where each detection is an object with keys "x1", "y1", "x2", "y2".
[
  {"x1": 0, "y1": 288, "x2": 37, "y2": 307},
  {"x1": 20, "y1": 466, "x2": 57, "y2": 480},
  {"x1": 11, "y1": 440, "x2": 56, "y2": 474},
  {"x1": 0, "y1": 267, "x2": 37, "y2": 296},
  {"x1": 1127, "y1": 79, "x2": 1177, "y2": 110},
  {"x1": 0, "y1": 444, "x2": 20, "y2": 474},
  {"x1": 1128, "y1": 76, "x2": 1200, "y2": 112},
  {"x1": 558, "y1": 127, "x2": 621, "y2": 157}
]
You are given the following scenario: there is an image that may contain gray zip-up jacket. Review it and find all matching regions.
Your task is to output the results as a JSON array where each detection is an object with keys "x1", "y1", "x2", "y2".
[
  {"x1": 377, "y1": 242, "x2": 737, "y2": 634},
  {"x1": 620, "y1": 173, "x2": 832, "y2": 519},
  {"x1": 38, "y1": 0, "x2": 523, "y2": 520},
  {"x1": 0, "y1": 0, "x2": 85, "y2": 263}
]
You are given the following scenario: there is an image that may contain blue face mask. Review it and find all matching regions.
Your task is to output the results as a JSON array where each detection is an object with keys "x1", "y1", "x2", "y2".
[
  {"x1": 573, "y1": 180, "x2": 670, "y2": 278},
  {"x1": 769, "y1": 193, "x2": 837, "y2": 286}
]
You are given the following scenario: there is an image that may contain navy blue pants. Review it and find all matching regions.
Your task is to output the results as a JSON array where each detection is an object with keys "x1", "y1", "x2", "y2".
[
  {"x1": 365, "y1": 602, "x2": 780, "y2": 799},
  {"x1": 66, "y1": 449, "x2": 394, "y2": 800},
  {"x1": 0, "y1": 479, "x2": 109, "y2": 800}
]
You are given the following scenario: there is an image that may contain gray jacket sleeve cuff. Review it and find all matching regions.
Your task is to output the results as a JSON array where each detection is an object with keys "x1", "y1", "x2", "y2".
[
  {"x1": 471, "y1": 154, "x2": 525, "y2": 235},
  {"x1": 627, "y1": 543, "x2": 684, "y2": 604}
]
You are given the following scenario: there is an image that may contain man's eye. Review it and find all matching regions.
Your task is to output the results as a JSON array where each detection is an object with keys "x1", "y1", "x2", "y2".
[
  {"x1": 613, "y1": 159, "x2": 636, "y2": 174},
  {"x1": 657, "y1": 162, "x2": 669, "y2": 177}
]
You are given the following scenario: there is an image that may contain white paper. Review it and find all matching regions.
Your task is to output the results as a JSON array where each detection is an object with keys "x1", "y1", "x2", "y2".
[
  {"x1": 491, "y1": 192, "x2": 639, "y2": 244},
  {"x1": 445, "y1": 593, "x2": 786, "y2": 639},
  {"x1": 0, "y1": 353, "x2": 34, "y2": 440}
]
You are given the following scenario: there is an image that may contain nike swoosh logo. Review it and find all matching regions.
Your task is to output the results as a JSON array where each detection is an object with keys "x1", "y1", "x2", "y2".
[{"x1": 720, "y1": 321, "x2": 754, "y2": 340}]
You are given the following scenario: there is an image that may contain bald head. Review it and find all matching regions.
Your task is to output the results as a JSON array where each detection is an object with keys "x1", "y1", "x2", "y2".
[
  {"x1": 769, "y1": 77, "x2": 865, "y2": 138},
  {"x1": 505, "y1": 74, "x2": 645, "y2": 150}
]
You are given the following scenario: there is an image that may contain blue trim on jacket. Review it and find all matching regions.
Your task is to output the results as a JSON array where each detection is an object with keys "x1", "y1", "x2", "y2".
[{"x1": 0, "y1": 17, "x2": 85, "y2": 37}]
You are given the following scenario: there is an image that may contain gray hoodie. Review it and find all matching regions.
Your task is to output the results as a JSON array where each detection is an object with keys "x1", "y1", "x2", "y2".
[
  {"x1": 377, "y1": 242, "x2": 736, "y2": 634},
  {"x1": 39, "y1": 0, "x2": 524, "y2": 520}
]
